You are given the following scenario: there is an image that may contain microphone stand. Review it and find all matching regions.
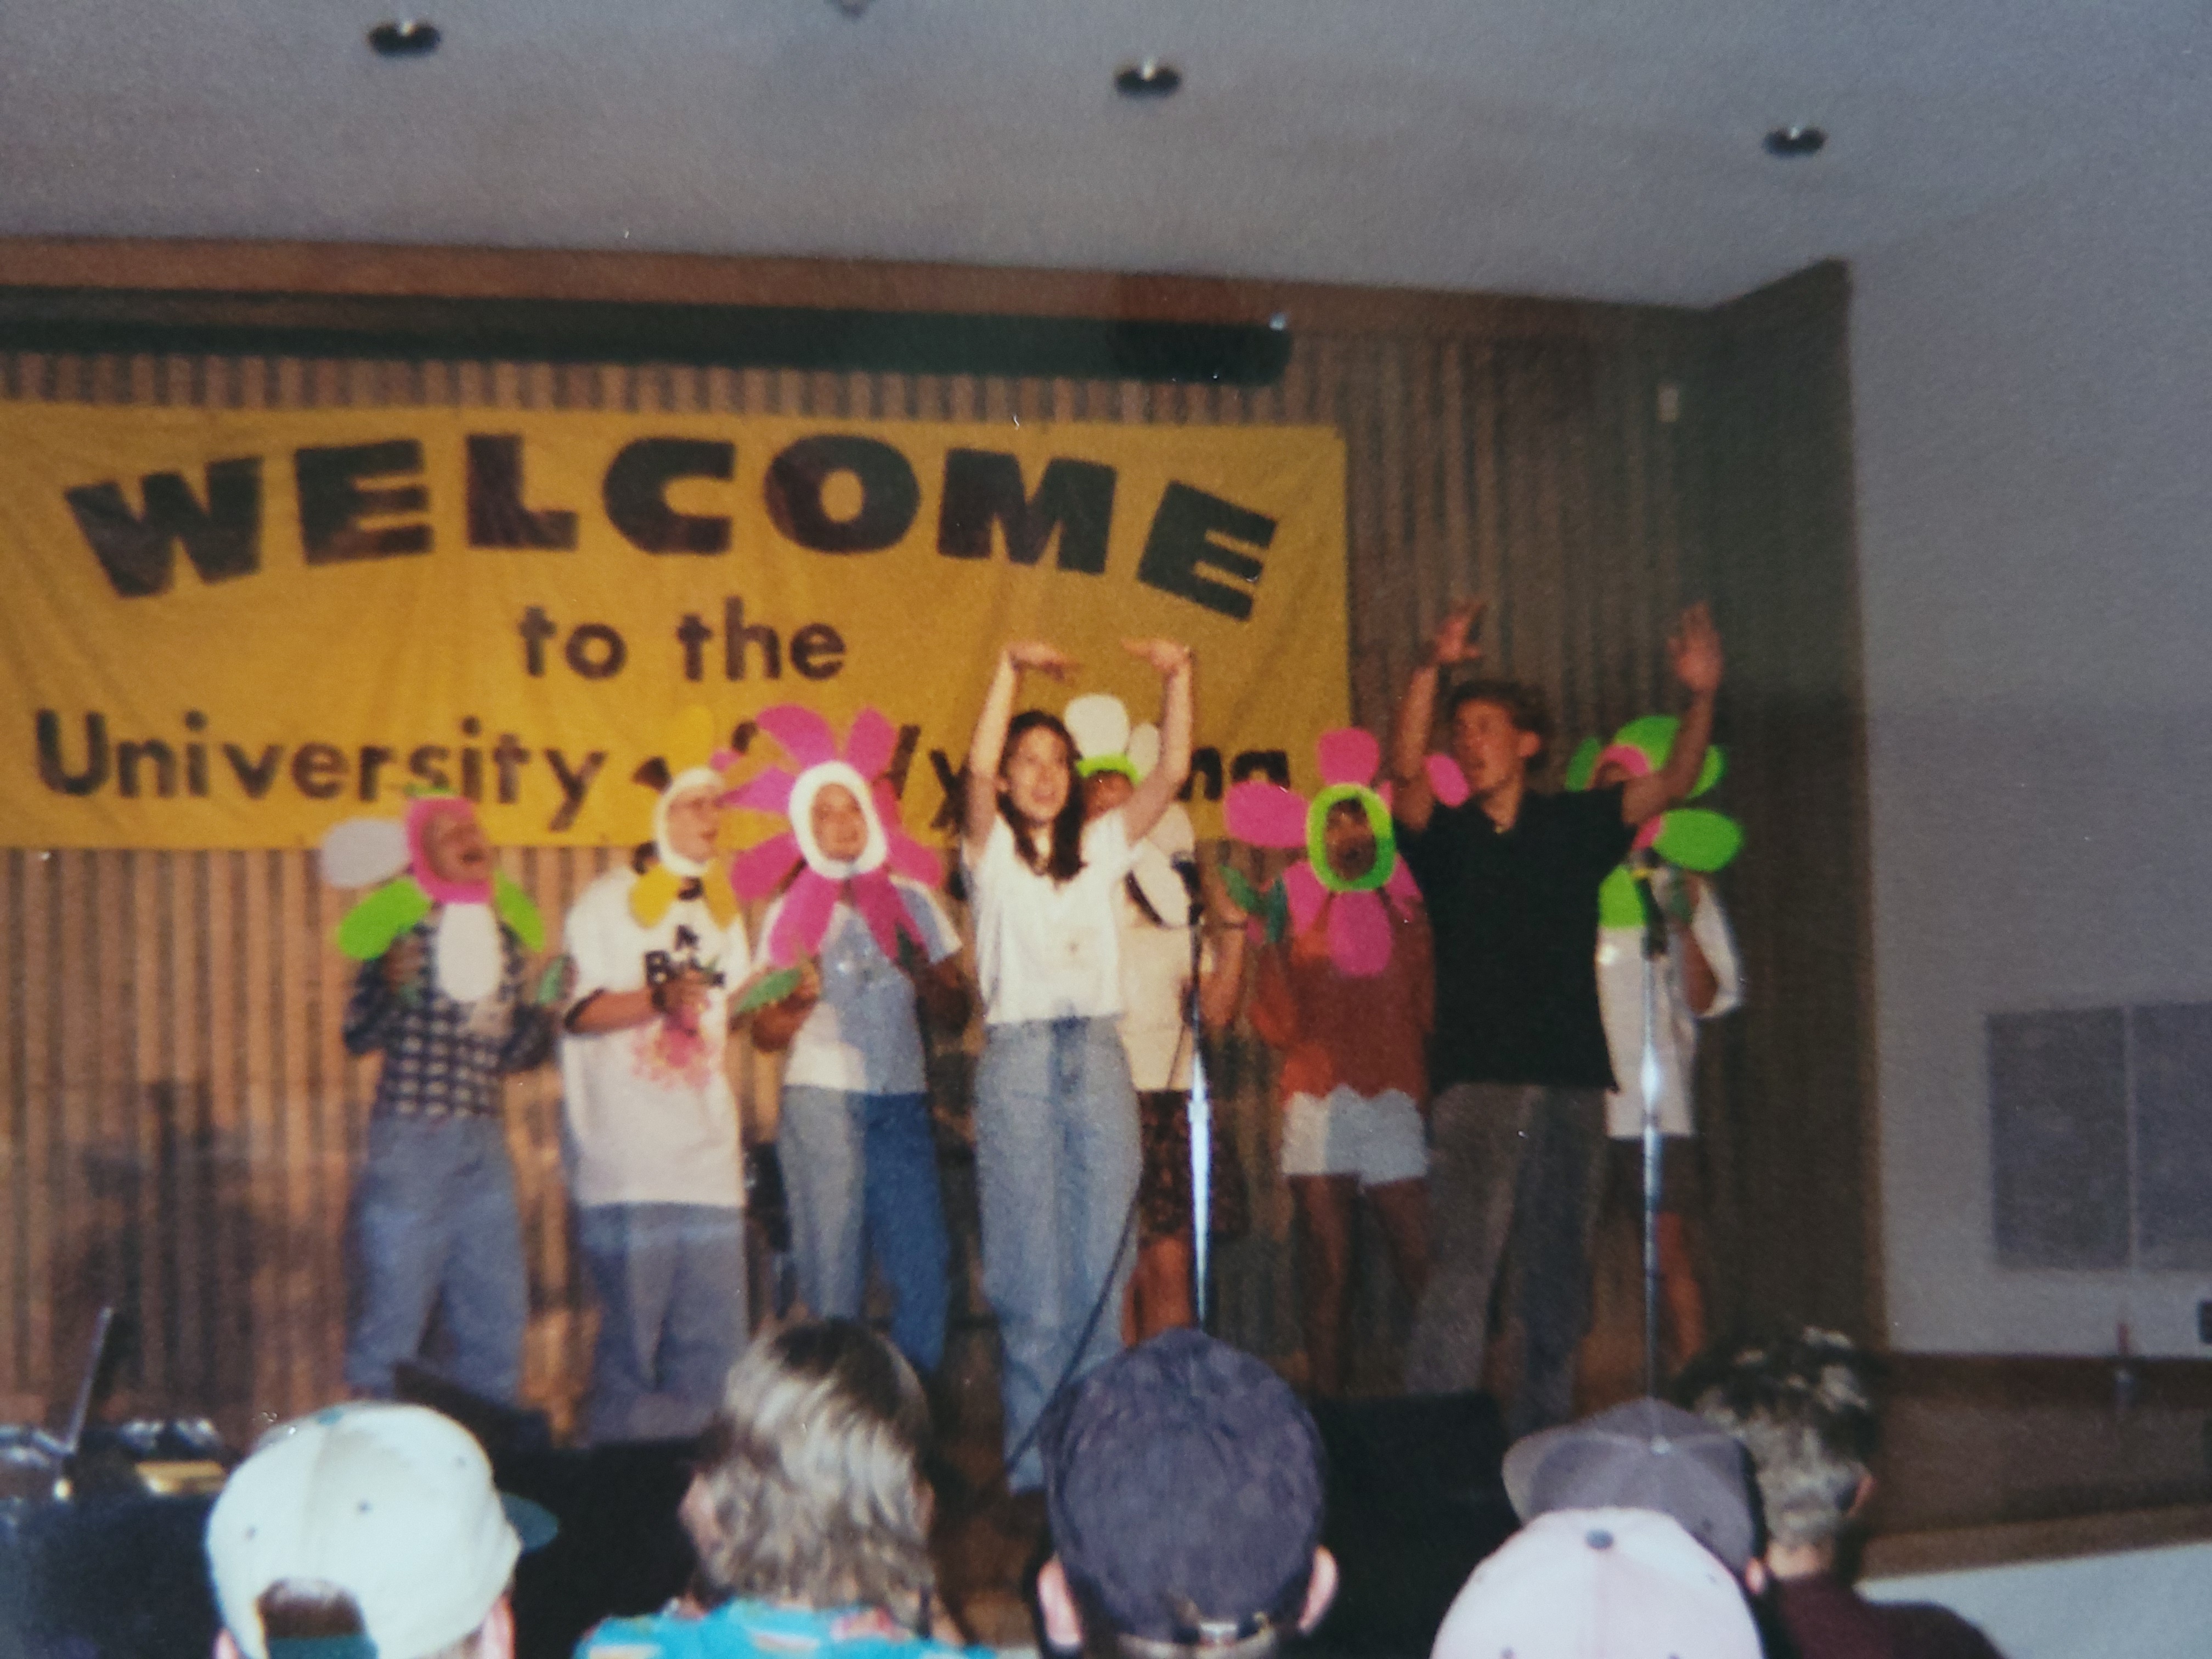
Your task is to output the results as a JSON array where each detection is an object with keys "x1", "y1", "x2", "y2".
[
  {"x1": 1176, "y1": 857, "x2": 1212, "y2": 1331},
  {"x1": 1636, "y1": 857, "x2": 1670, "y2": 1397}
]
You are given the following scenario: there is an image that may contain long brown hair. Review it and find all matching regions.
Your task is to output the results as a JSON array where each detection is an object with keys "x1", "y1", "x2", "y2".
[{"x1": 998, "y1": 710, "x2": 1087, "y2": 883}]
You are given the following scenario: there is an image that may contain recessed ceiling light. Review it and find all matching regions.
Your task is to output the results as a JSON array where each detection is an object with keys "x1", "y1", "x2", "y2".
[
  {"x1": 368, "y1": 19, "x2": 441, "y2": 57},
  {"x1": 1115, "y1": 59, "x2": 1183, "y2": 99},
  {"x1": 1764, "y1": 125, "x2": 1826, "y2": 158}
]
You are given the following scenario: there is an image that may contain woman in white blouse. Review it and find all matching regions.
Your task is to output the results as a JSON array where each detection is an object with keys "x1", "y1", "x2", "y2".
[{"x1": 960, "y1": 637, "x2": 1193, "y2": 1491}]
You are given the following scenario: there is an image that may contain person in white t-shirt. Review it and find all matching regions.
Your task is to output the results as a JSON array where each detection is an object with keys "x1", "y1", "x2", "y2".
[
  {"x1": 561, "y1": 760, "x2": 752, "y2": 1443},
  {"x1": 1064, "y1": 691, "x2": 1249, "y2": 1342},
  {"x1": 961, "y1": 637, "x2": 1194, "y2": 1491},
  {"x1": 1590, "y1": 759, "x2": 1743, "y2": 1370},
  {"x1": 752, "y1": 778, "x2": 969, "y2": 1376}
]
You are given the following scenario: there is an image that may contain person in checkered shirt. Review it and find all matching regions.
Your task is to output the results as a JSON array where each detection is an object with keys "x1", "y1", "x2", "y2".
[{"x1": 342, "y1": 803, "x2": 556, "y2": 1406}]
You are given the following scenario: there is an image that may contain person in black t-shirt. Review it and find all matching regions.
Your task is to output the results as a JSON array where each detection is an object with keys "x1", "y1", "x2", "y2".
[{"x1": 1390, "y1": 598, "x2": 1723, "y2": 1434}]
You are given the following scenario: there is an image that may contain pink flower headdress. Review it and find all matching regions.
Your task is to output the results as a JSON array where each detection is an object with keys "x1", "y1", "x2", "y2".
[
  {"x1": 320, "y1": 795, "x2": 543, "y2": 1004},
  {"x1": 1223, "y1": 727, "x2": 1441, "y2": 977},
  {"x1": 724, "y1": 705, "x2": 943, "y2": 967}
]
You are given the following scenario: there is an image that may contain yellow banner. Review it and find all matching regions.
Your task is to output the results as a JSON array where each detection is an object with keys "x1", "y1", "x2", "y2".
[{"x1": 0, "y1": 404, "x2": 1347, "y2": 849}]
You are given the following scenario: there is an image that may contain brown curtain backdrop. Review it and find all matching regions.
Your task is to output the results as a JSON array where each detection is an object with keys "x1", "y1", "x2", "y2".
[
  {"x1": 1688, "y1": 261, "x2": 1876, "y2": 1341},
  {"x1": 0, "y1": 259, "x2": 1864, "y2": 1435}
]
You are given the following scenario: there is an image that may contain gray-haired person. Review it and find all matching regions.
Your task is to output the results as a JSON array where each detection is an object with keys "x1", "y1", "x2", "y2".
[{"x1": 1681, "y1": 1326, "x2": 2006, "y2": 1659}]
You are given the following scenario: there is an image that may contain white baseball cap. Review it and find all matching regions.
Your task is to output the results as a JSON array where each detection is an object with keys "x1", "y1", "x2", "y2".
[
  {"x1": 205, "y1": 1402, "x2": 556, "y2": 1659},
  {"x1": 1430, "y1": 1508, "x2": 1759, "y2": 1659}
]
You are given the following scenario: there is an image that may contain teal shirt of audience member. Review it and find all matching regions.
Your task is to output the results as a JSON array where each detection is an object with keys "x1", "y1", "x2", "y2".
[{"x1": 577, "y1": 1598, "x2": 991, "y2": 1659}]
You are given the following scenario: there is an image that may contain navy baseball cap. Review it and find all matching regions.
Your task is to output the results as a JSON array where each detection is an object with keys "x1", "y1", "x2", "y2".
[{"x1": 1040, "y1": 1330, "x2": 1326, "y2": 1645}]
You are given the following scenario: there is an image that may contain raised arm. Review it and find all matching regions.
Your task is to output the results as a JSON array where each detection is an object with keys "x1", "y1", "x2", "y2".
[
  {"x1": 1390, "y1": 600, "x2": 1485, "y2": 833},
  {"x1": 1620, "y1": 602, "x2": 1724, "y2": 827},
  {"x1": 1118, "y1": 638, "x2": 1195, "y2": 845},
  {"x1": 963, "y1": 641, "x2": 1075, "y2": 859},
  {"x1": 1198, "y1": 866, "x2": 1250, "y2": 1034}
]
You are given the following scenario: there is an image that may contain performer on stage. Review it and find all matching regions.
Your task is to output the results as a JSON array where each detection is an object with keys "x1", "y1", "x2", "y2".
[
  {"x1": 1392, "y1": 599, "x2": 1723, "y2": 1434},
  {"x1": 741, "y1": 706, "x2": 969, "y2": 1379},
  {"x1": 332, "y1": 795, "x2": 556, "y2": 1405},
  {"x1": 1589, "y1": 748, "x2": 1742, "y2": 1370},
  {"x1": 1065, "y1": 693, "x2": 1246, "y2": 1342},
  {"x1": 560, "y1": 713, "x2": 751, "y2": 1443},
  {"x1": 961, "y1": 637, "x2": 1193, "y2": 1489},
  {"x1": 1224, "y1": 727, "x2": 1432, "y2": 1396},
  {"x1": 1245, "y1": 805, "x2": 1432, "y2": 1397}
]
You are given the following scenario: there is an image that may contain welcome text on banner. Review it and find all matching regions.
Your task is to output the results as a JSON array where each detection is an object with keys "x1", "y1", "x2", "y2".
[{"x1": 1, "y1": 405, "x2": 1348, "y2": 849}]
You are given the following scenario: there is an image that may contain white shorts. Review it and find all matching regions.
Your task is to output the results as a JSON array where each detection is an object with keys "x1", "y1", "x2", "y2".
[{"x1": 1280, "y1": 1087, "x2": 1428, "y2": 1187}]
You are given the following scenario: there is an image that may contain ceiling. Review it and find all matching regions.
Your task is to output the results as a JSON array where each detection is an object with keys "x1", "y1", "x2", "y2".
[{"x1": 2, "y1": 1, "x2": 2206, "y2": 309}]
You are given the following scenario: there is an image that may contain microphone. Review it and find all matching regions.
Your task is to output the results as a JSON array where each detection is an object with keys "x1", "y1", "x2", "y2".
[{"x1": 1634, "y1": 851, "x2": 1671, "y2": 961}]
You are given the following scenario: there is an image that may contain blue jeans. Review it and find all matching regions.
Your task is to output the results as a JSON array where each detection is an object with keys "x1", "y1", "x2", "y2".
[
  {"x1": 578, "y1": 1203, "x2": 748, "y2": 1444},
  {"x1": 346, "y1": 1113, "x2": 527, "y2": 1403},
  {"x1": 781, "y1": 1087, "x2": 951, "y2": 1375},
  {"x1": 974, "y1": 1017, "x2": 1141, "y2": 1489}
]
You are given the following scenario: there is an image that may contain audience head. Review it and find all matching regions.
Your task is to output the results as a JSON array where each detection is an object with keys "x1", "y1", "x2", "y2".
[
  {"x1": 1430, "y1": 1508, "x2": 1760, "y2": 1659},
  {"x1": 1036, "y1": 1329, "x2": 1336, "y2": 1659},
  {"x1": 1677, "y1": 1325, "x2": 1882, "y2": 1559},
  {"x1": 205, "y1": 1401, "x2": 551, "y2": 1659},
  {"x1": 682, "y1": 1319, "x2": 936, "y2": 1620},
  {"x1": 1503, "y1": 1398, "x2": 1758, "y2": 1578}
]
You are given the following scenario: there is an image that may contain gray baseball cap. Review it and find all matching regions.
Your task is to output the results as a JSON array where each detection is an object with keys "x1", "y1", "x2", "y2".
[{"x1": 1501, "y1": 1399, "x2": 1757, "y2": 1573}]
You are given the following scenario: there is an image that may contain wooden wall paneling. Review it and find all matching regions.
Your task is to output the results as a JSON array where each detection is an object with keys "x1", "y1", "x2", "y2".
[
  {"x1": 236, "y1": 849, "x2": 279, "y2": 1422},
  {"x1": 1560, "y1": 341, "x2": 1611, "y2": 749},
  {"x1": 207, "y1": 850, "x2": 250, "y2": 1418},
  {"x1": 22, "y1": 850, "x2": 60, "y2": 1413},
  {"x1": 317, "y1": 854, "x2": 353, "y2": 1413},
  {"x1": 109, "y1": 850, "x2": 146, "y2": 1387},
  {"x1": 54, "y1": 852, "x2": 97, "y2": 1411},
  {"x1": 270, "y1": 850, "x2": 309, "y2": 1418},
  {"x1": 38, "y1": 848, "x2": 73, "y2": 1414},
  {"x1": 173, "y1": 854, "x2": 213, "y2": 1415},
  {"x1": 0, "y1": 236, "x2": 1660, "y2": 349},
  {"x1": 1363, "y1": 337, "x2": 1413, "y2": 732},
  {"x1": 83, "y1": 850, "x2": 129, "y2": 1408},
  {"x1": 12, "y1": 851, "x2": 43, "y2": 1409},
  {"x1": 126, "y1": 852, "x2": 168, "y2": 1409},
  {"x1": 0, "y1": 855, "x2": 26, "y2": 1402},
  {"x1": 1618, "y1": 332, "x2": 1665, "y2": 718},
  {"x1": 103, "y1": 851, "x2": 134, "y2": 1407},
  {"x1": 1687, "y1": 262, "x2": 1872, "y2": 1339}
]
